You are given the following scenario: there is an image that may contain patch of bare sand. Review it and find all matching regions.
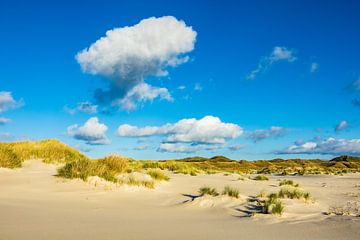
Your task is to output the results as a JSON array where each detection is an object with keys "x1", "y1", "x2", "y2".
[{"x1": 0, "y1": 160, "x2": 359, "y2": 240}]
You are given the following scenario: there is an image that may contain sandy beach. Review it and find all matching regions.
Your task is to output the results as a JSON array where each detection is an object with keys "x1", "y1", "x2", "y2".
[{"x1": 0, "y1": 160, "x2": 359, "y2": 240}]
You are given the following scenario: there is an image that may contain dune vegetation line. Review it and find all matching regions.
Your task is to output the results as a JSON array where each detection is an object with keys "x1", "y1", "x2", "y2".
[{"x1": 1, "y1": 139, "x2": 360, "y2": 189}]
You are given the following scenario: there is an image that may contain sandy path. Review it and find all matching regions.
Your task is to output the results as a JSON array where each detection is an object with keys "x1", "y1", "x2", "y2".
[{"x1": 0, "y1": 160, "x2": 359, "y2": 240}]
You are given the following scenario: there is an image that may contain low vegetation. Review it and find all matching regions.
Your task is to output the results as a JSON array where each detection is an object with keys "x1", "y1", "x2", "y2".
[
  {"x1": 278, "y1": 187, "x2": 311, "y2": 201},
  {"x1": 147, "y1": 169, "x2": 170, "y2": 181},
  {"x1": 253, "y1": 175, "x2": 269, "y2": 181},
  {"x1": 222, "y1": 186, "x2": 240, "y2": 198},
  {"x1": 279, "y1": 179, "x2": 299, "y2": 187},
  {"x1": 0, "y1": 139, "x2": 87, "y2": 168},
  {"x1": 198, "y1": 186, "x2": 219, "y2": 196},
  {"x1": 2, "y1": 139, "x2": 360, "y2": 187},
  {"x1": 262, "y1": 193, "x2": 284, "y2": 215}
]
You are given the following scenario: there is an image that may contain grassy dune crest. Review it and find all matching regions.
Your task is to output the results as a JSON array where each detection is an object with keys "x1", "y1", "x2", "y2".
[{"x1": 0, "y1": 139, "x2": 88, "y2": 168}]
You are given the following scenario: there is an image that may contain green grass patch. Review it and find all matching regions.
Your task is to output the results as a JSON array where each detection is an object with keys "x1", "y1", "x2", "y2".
[
  {"x1": 147, "y1": 169, "x2": 170, "y2": 181},
  {"x1": 198, "y1": 186, "x2": 219, "y2": 196},
  {"x1": 222, "y1": 186, "x2": 240, "y2": 198},
  {"x1": 279, "y1": 179, "x2": 299, "y2": 187},
  {"x1": 253, "y1": 175, "x2": 269, "y2": 181}
]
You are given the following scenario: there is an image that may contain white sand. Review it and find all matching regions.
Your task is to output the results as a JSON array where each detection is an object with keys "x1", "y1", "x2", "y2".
[{"x1": 0, "y1": 160, "x2": 359, "y2": 240}]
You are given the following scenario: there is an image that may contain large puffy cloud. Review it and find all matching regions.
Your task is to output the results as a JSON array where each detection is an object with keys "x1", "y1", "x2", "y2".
[
  {"x1": 277, "y1": 137, "x2": 360, "y2": 156},
  {"x1": 248, "y1": 126, "x2": 286, "y2": 142},
  {"x1": 67, "y1": 117, "x2": 111, "y2": 145},
  {"x1": 76, "y1": 16, "x2": 197, "y2": 110},
  {"x1": 247, "y1": 46, "x2": 296, "y2": 80},
  {"x1": 0, "y1": 91, "x2": 24, "y2": 113},
  {"x1": 117, "y1": 115, "x2": 243, "y2": 144}
]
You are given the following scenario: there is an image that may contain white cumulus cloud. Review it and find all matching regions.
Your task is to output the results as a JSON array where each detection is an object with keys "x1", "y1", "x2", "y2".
[
  {"x1": 117, "y1": 115, "x2": 243, "y2": 145},
  {"x1": 277, "y1": 137, "x2": 360, "y2": 156},
  {"x1": 0, "y1": 91, "x2": 24, "y2": 113},
  {"x1": 76, "y1": 16, "x2": 197, "y2": 110},
  {"x1": 67, "y1": 117, "x2": 111, "y2": 145},
  {"x1": 247, "y1": 46, "x2": 296, "y2": 80}
]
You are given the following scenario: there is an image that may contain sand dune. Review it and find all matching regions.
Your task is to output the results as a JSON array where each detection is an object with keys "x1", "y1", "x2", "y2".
[{"x1": 0, "y1": 160, "x2": 359, "y2": 240}]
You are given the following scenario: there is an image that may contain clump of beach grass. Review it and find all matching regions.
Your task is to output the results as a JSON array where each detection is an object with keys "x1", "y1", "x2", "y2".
[
  {"x1": 278, "y1": 187, "x2": 312, "y2": 202},
  {"x1": 199, "y1": 186, "x2": 219, "y2": 196},
  {"x1": 147, "y1": 169, "x2": 170, "y2": 181},
  {"x1": 279, "y1": 179, "x2": 299, "y2": 187},
  {"x1": 222, "y1": 186, "x2": 240, "y2": 198},
  {"x1": 253, "y1": 175, "x2": 269, "y2": 181},
  {"x1": 262, "y1": 193, "x2": 284, "y2": 215}
]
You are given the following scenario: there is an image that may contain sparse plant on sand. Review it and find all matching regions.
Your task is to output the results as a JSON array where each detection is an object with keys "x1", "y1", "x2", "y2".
[
  {"x1": 222, "y1": 186, "x2": 240, "y2": 198},
  {"x1": 262, "y1": 193, "x2": 284, "y2": 215},
  {"x1": 279, "y1": 179, "x2": 299, "y2": 187},
  {"x1": 253, "y1": 175, "x2": 269, "y2": 181},
  {"x1": 199, "y1": 186, "x2": 219, "y2": 196}
]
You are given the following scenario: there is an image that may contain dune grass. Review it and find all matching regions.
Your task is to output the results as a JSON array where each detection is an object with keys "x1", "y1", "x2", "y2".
[
  {"x1": 147, "y1": 169, "x2": 170, "y2": 181},
  {"x1": 262, "y1": 193, "x2": 284, "y2": 215},
  {"x1": 0, "y1": 139, "x2": 88, "y2": 168},
  {"x1": 253, "y1": 175, "x2": 269, "y2": 181},
  {"x1": 277, "y1": 187, "x2": 312, "y2": 202},
  {"x1": 57, "y1": 155, "x2": 129, "y2": 183},
  {"x1": 199, "y1": 186, "x2": 219, "y2": 196},
  {"x1": 279, "y1": 179, "x2": 299, "y2": 187},
  {"x1": 2, "y1": 139, "x2": 360, "y2": 180},
  {"x1": 222, "y1": 186, "x2": 240, "y2": 198}
]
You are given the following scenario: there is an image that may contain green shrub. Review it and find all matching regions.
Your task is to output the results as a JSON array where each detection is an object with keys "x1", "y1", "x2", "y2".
[
  {"x1": 253, "y1": 175, "x2": 269, "y2": 181},
  {"x1": 279, "y1": 179, "x2": 299, "y2": 187},
  {"x1": 199, "y1": 186, "x2": 219, "y2": 196},
  {"x1": 222, "y1": 186, "x2": 240, "y2": 198}
]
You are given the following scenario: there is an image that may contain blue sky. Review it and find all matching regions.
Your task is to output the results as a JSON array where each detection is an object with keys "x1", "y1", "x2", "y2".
[{"x1": 1, "y1": 0, "x2": 360, "y2": 160}]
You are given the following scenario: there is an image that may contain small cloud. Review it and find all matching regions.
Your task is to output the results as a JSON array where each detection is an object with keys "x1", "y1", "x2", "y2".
[
  {"x1": 310, "y1": 62, "x2": 318, "y2": 73},
  {"x1": 248, "y1": 126, "x2": 286, "y2": 142},
  {"x1": 194, "y1": 83, "x2": 203, "y2": 91},
  {"x1": 0, "y1": 117, "x2": 11, "y2": 125},
  {"x1": 74, "y1": 144, "x2": 93, "y2": 153},
  {"x1": 335, "y1": 120, "x2": 348, "y2": 132},
  {"x1": 64, "y1": 101, "x2": 98, "y2": 114},
  {"x1": 67, "y1": 117, "x2": 111, "y2": 145},
  {"x1": 112, "y1": 83, "x2": 173, "y2": 111},
  {"x1": 0, "y1": 91, "x2": 24, "y2": 113},
  {"x1": 277, "y1": 137, "x2": 360, "y2": 156},
  {"x1": 133, "y1": 145, "x2": 150, "y2": 151},
  {"x1": 157, "y1": 143, "x2": 221, "y2": 153},
  {"x1": 228, "y1": 144, "x2": 243, "y2": 151},
  {"x1": 349, "y1": 76, "x2": 360, "y2": 92},
  {"x1": 177, "y1": 85, "x2": 186, "y2": 90},
  {"x1": 247, "y1": 46, "x2": 296, "y2": 80},
  {"x1": 0, "y1": 132, "x2": 13, "y2": 140}
]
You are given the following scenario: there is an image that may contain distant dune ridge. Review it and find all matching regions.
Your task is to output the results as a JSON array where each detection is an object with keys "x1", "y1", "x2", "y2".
[{"x1": 1, "y1": 139, "x2": 360, "y2": 177}]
